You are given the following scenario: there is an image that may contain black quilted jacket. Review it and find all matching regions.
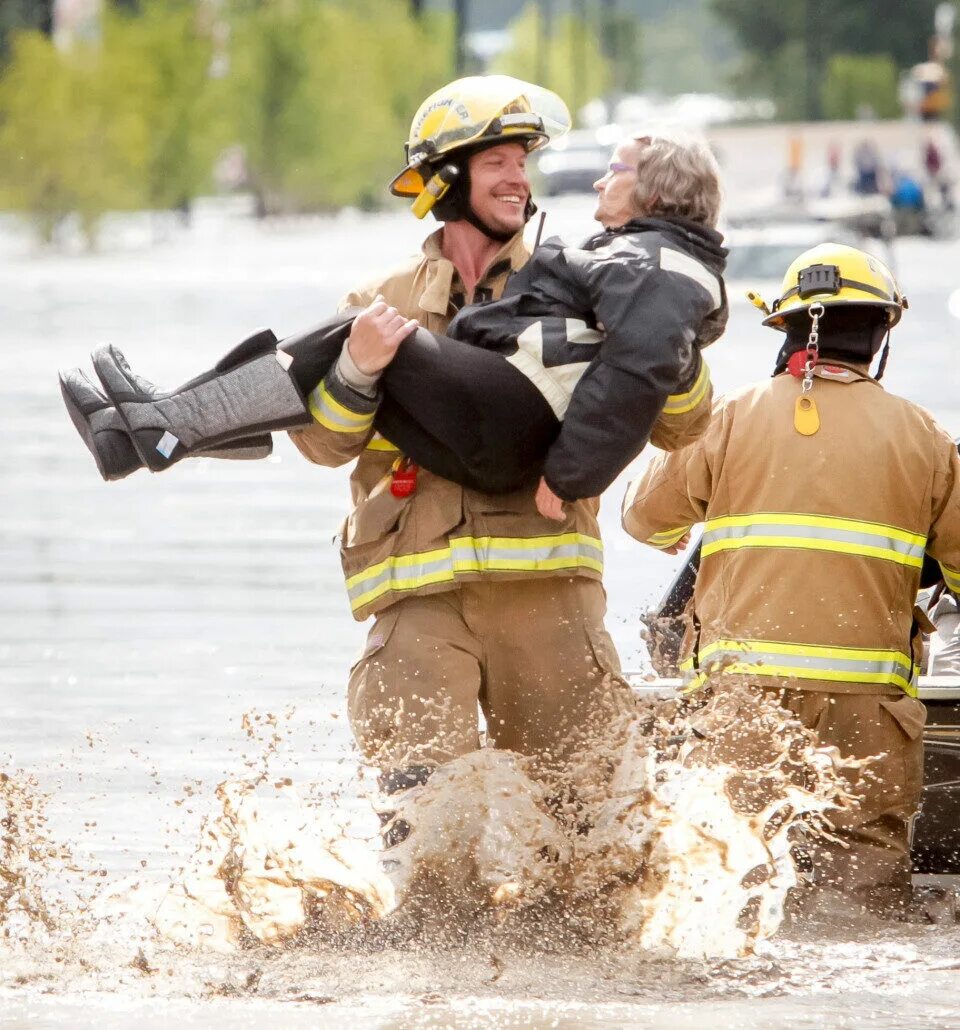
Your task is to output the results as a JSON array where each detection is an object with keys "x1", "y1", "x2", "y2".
[{"x1": 449, "y1": 216, "x2": 728, "y2": 500}]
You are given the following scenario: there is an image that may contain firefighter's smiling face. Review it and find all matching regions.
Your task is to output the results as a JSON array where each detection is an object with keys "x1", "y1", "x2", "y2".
[
  {"x1": 593, "y1": 139, "x2": 645, "y2": 229},
  {"x1": 468, "y1": 143, "x2": 530, "y2": 236}
]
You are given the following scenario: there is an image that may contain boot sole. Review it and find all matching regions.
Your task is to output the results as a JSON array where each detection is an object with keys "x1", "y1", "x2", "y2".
[{"x1": 59, "y1": 370, "x2": 140, "y2": 481}]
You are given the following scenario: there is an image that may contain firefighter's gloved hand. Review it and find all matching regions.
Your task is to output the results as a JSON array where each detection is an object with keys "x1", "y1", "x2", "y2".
[
  {"x1": 347, "y1": 295, "x2": 418, "y2": 376},
  {"x1": 536, "y1": 476, "x2": 566, "y2": 521}
]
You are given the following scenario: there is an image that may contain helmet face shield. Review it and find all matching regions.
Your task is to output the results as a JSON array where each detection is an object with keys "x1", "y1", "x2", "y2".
[{"x1": 390, "y1": 75, "x2": 571, "y2": 200}]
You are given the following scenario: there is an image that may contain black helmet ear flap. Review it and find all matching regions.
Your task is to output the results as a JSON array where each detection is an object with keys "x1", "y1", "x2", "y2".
[
  {"x1": 430, "y1": 159, "x2": 469, "y2": 222},
  {"x1": 411, "y1": 164, "x2": 460, "y2": 219}
]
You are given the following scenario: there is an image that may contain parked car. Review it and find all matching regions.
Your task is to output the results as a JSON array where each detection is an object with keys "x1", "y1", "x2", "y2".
[
  {"x1": 723, "y1": 219, "x2": 883, "y2": 285},
  {"x1": 534, "y1": 130, "x2": 613, "y2": 196}
]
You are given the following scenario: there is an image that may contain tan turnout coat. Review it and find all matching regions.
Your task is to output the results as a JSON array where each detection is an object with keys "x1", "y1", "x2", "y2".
[
  {"x1": 623, "y1": 362, "x2": 960, "y2": 696},
  {"x1": 292, "y1": 228, "x2": 714, "y2": 621}
]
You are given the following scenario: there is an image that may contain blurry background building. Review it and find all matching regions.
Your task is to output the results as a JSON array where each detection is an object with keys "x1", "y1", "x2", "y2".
[{"x1": 0, "y1": 0, "x2": 956, "y2": 243}]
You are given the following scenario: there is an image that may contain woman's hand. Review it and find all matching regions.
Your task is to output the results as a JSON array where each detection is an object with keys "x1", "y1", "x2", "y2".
[
  {"x1": 536, "y1": 477, "x2": 566, "y2": 521},
  {"x1": 347, "y1": 295, "x2": 418, "y2": 375},
  {"x1": 662, "y1": 531, "x2": 691, "y2": 555}
]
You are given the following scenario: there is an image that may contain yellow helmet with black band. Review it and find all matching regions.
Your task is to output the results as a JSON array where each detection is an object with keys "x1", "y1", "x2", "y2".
[
  {"x1": 389, "y1": 75, "x2": 571, "y2": 221},
  {"x1": 758, "y1": 243, "x2": 907, "y2": 331}
]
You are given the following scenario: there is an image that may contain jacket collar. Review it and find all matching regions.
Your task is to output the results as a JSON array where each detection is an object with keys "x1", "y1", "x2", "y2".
[
  {"x1": 776, "y1": 358, "x2": 879, "y2": 386},
  {"x1": 588, "y1": 216, "x2": 728, "y2": 269},
  {"x1": 419, "y1": 229, "x2": 528, "y2": 316}
]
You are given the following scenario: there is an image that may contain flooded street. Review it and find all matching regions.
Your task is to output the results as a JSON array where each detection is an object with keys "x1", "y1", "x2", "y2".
[{"x1": 4, "y1": 194, "x2": 960, "y2": 1027}]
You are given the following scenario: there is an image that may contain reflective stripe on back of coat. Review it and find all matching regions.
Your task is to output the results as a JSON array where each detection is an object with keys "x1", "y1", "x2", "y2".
[{"x1": 700, "y1": 512, "x2": 926, "y2": 568}]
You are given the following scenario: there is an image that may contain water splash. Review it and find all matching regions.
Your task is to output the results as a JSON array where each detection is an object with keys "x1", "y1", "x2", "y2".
[
  {"x1": 147, "y1": 778, "x2": 392, "y2": 951},
  {"x1": 575, "y1": 686, "x2": 863, "y2": 959},
  {"x1": 0, "y1": 766, "x2": 74, "y2": 945},
  {"x1": 383, "y1": 749, "x2": 571, "y2": 916},
  {"x1": 110, "y1": 689, "x2": 863, "y2": 961}
]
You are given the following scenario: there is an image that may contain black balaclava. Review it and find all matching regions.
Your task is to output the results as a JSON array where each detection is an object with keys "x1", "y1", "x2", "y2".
[
  {"x1": 429, "y1": 139, "x2": 537, "y2": 243},
  {"x1": 772, "y1": 306, "x2": 891, "y2": 377}
]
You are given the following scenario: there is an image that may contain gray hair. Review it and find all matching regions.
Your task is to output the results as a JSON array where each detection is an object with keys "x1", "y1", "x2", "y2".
[{"x1": 631, "y1": 133, "x2": 723, "y2": 228}]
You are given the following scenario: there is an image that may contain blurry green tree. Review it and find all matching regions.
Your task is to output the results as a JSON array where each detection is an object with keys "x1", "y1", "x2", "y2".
[
  {"x1": 0, "y1": 0, "x2": 456, "y2": 238},
  {"x1": 0, "y1": 0, "x2": 53, "y2": 63},
  {"x1": 0, "y1": 30, "x2": 147, "y2": 243},
  {"x1": 640, "y1": 2, "x2": 739, "y2": 95},
  {"x1": 821, "y1": 54, "x2": 900, "y2": 121},
  {"x1": 105, "y1": 1, "x2": 223, "y2": 214},
  {"x1": 712, "y1": 0, "x2": 939, "y2": 118},
  {"x1": 493, "y1": 3, "x2": 610, "y2": 122},
  {"x1": 0, "y1": 2, "x2": 219, "y2": 242},
  {"x1": 225, "y1": 0, "x2": 452, "y2": 216}
]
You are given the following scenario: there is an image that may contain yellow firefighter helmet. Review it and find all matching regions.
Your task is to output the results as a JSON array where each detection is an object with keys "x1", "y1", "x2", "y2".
[
  {"x1": 389, "y1": 75, "x2": 571, "y2": 218},
  {"x1": 760, "y1": 243, "x2": 907, "y2": 330}
]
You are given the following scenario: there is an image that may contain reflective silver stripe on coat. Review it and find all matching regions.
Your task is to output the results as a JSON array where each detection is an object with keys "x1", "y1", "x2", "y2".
[
  {"x1": 345, "y1": 533, "x2": 604, "y2": 612},
  {"x1": 660, "y1": 247, "x2": 722, "y2": 309},
  {"x1": 448, "y1": 534, "x2": 604, "y2": 572},
  {"x1": 308, "y1": 381, "x2": 374, "y2": 433},
  {"x1": 701, "y1": 514, "x2": 926, "y2": 567}
]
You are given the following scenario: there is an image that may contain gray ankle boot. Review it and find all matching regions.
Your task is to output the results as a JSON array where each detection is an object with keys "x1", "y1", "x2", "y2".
[
  {"x1": 92, "y1": 329, "x2": 311, "y2": 472},
  {"x1": 59, "y1": 366, "x2": 272, "y2": 482}
]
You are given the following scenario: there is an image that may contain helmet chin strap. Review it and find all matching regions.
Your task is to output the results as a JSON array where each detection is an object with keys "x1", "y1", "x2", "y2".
[
  {"x1": 774, "y1": 316, "x2": 891, "y2": 377},
  {"x1": 872, "y1": 327, "x2": 892, "y2": 381},
  {"x1": 462, "y1": 204, "x2": 528, "y2": 243}
]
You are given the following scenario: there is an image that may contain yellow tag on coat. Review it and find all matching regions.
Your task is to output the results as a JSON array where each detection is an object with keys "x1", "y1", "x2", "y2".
[{"x1": 794, "y1": 395, "x2": 820, "y2": 435}]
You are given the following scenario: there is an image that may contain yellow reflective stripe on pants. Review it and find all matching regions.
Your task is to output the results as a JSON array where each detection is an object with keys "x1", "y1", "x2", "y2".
[
  {"x1": 940, "y1": 561, "x2": 960, "y2": 593},
  {"x1": 662, "y1": 360, "x2": 710, "y2": 415},
  {"x1": 701, "y1": 512, "x2": 926, "y2": 568},
  {"x1": 308, "y1": 382, "x2": 375, "y2": 433},
  {"x1": 345, "y1": 532, "x2": 604, "y2": 613},
  {"x1": 647, "y1": 526, "x2": 691, "y2": 549},
  {"x1": 679, "y1": 638, "x2": 918, "y2": 696}
]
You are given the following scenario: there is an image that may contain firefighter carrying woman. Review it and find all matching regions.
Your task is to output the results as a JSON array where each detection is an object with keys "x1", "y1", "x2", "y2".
[
  {"x1": 61, "y1": 73, "x2": 960, "y2": 922},
  {"x1": 60, "y1": 75, "x2": 728, "y2": 832}
]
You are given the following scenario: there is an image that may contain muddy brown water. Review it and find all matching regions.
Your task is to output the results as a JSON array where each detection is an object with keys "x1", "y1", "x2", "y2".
[{"x1": 3, "y1": 198, "x2": 960, "y2": 1026}]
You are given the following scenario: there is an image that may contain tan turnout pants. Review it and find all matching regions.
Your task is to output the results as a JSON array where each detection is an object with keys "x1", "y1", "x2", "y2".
[
  {"x1": 347, "y1": 578, "x2": 634, "y2": 786},
  {"x1": 780, "y1": 688, "x2": 926, "y2": 912}
]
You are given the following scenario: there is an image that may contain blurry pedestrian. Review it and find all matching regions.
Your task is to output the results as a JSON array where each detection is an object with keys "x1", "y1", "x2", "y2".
[
  {"x1": 923, "y1": 136, "x2": 954, "y2": 212},
  {"x1": 784, "y1": 133, "x2": 804, "y2": 200},
  {"x1": 821, "y1": 141, "x2": 842, "y2": 198},
  {"x1": 852, "y1": 138, "x2": 884, "y2": 195},
  {"x1": 890, "y1": 167, "x2": 928, "y2": 236}
]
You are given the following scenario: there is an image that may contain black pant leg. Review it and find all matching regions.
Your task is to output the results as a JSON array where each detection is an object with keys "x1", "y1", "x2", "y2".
[
  {"x1": 380, "y1": 327, "x2": 559, "y2": 493},
  {"x1": 278, "y1": 308, "x2": 360, "y2": 394},
  {"x1": 276, "y1": 312, "x2": 559, "y2": 494}
]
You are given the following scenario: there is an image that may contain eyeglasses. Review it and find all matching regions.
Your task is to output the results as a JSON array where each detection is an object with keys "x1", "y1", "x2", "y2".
[{"x1": 606, "y1": 160, "x2": 635, "y2": 175}]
